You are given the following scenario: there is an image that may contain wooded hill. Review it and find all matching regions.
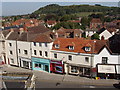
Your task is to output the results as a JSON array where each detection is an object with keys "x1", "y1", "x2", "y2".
[{"x1": 31, "y1": 4, "x2": 120, "y2": 17}]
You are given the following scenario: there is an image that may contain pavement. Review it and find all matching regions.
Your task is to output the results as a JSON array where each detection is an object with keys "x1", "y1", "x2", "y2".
[{"x1": 0, "y1": 65, "x2": 119, "y2": 87}]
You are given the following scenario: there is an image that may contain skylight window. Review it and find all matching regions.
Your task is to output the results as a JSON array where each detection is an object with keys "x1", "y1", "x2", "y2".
[
  {"x1": 55, "y1": 44, "x2": 60, "y2": 49},
  {"x1": 85, "y1": 47, "x2": 91, "y2": 52},
  {"x1": 69, "y1": 46, "x2": 74, "y2": 50}
]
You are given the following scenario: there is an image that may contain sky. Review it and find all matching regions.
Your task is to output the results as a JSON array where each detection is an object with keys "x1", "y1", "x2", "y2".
[
  {"x1": 1, "y1": 0, "x2": 120, "y2": 16},
  {"x1": 1, "y1": 0, "x2": 120, "y2": 2}
]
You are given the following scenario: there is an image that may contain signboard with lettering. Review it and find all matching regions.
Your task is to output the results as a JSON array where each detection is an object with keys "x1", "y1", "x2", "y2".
[{"x1": 97, "y1": 65, "x2": 116, "y2": 74}]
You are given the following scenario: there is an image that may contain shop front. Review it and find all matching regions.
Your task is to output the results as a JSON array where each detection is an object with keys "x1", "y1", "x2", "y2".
[
  {"x1": 50, "y1": 60, "x2": 64, "y2": 74},
  {"x1": 97, "y1": 64, "x2": 117, "y2": 79},
  {"x1": 19, "y1": 57, "x2": 32, "y2": 69},
  {"x1": 67, "y1": 63, "x2": 91, "y2": 76},
  {"x1": 32, "y1": 57, "x2": 50, "y2": 73}
]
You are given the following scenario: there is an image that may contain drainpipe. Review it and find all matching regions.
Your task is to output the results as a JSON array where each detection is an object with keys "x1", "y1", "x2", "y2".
[{"x1": 16, "y1": 39, "x2": 19, "y2": 67}]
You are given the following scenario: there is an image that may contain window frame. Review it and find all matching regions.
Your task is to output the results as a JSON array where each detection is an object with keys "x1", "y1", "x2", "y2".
[
  {"x1": 45, "y1": 43, "x2": 47, "y2": 47},
  {"x1": 39, "y1": 51, "x2": 42, "y2": 56},
  {"x1": 69, "y1": 46, "x2": 74, "y2": 50},
  {"x1": 85, "y1": 47, "x2": 91, "y2": 52},
  {"x1": 9, "y1": 50, "x2": 13, "y2": 55},
  {"x1": 10, "y1": 58, "x2": 14, "y2": 64},
  {"x1": 34, "y1": 50, "x2": 37, "y2": 55},
  {"x1": 55, "y1": 44, "x2": 60, "y2": 49},
  {"x1": 54, "y1": 53, "x2": 57, "y2": 58},
  {"x1": 102, "y1": 57, "x2": 108, "y2": 64},
  {"x1": 18, "y1": 49, "x2": 21, "y2": 53},
  {"x1": 24, "y1": 50, "x2": 28, "y2": 55},
  {"x1": 68, "y1": 55, "x2": 72, "y2": 61},
  {"x1": 85, "y1": 57, "x2": 89, "y2": 63},
  {"x1": 33, "y1": 42, "x2": 36, "y2": 46},
  {"x1": 39, "y1": 43, "x2": 42, "y2": 47},
  {"x1": 9, "y1": 43, "x2": 12, "y2": 47},
  {"x1": 45, "y1": 51, "x2": 48, "y2": 57}
]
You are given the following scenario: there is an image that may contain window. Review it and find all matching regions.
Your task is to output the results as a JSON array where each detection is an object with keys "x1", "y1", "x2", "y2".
[
  {"x1": 10, "y1": 58, "x2": 14, "y2": 63},
  {"x1": 71, "y1": 66, "x2": 78, "y2": 73},
  {"x1": 68, "y1": 55, "x2": 72, "y2": 60},
  {"x1": 34, "y1": 50, "x2": 37, "y2": 55},
  {"x1": 9, "y1": 43, "x2": 12, "y2": 47},
  {"x1": 54, "y1": 53, "x2": 57, "y2": 58},
  {"x1": 35, "y1": 63, "x2": 41, "y2": 68},
  {"x1": 85, "y1": 57, "x2": 89, "y2": 63},
  {"x1": 35, "y1": 63, "x2": 38, "y2": 67},
  {"x1": 39, "y1": 51, "x2": 42, "y2": 56},
  {"x1": 45, "y1": 51, "x2": 48, "y2": 57},
  {"x1": 69, "y1": 46, "x2": 74, "y2": 50},
  {"x1": 23, "y1": 61, "x2": 29, "y2": 68},
  {"x1": 9, "y1": 50, "x2": 13, "y2": 55},
  {"x1": 24, "y1": 50, "x2": 28, "y2": 55},
  {"x1": 39, "y1": 43, "x2": 42, "y2": 47},
  {"x1": 102, "y1": 57, "x2": 108, "y2": 64},
  {"x1": 45, "y1": 43, "x2": 47, "y2": 47},
  {"x1": 18, "y1": 49, "x2": 20, "y2": 53},
  {"x1": 33, "y1": 42, "x2": 36, "y2": 46},
  {"x1": 55, "y1": 44, "x2": 59, "y2": 49},
  {"x1": 85, "y1": 47, "x2": 91, "y2": 52}
]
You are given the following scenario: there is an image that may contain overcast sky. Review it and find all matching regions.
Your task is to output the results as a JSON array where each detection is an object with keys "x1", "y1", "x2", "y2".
[{"x1": 2, "y1": 0, "x2": 120, "y2": 2}]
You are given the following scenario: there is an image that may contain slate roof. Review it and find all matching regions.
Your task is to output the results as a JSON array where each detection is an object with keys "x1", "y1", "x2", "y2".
[
  {"x1": 32, "y1": 32, "x2": 53, "y2": 43},
  {"x1": 6, "y1": 24, "x2": 51, "y2": 42},
  {"x1": 27, "y1": 24, "x2": 50, "y2": 34},
  {"x1": 2, "y1": 29, "x2": 11, "y2": 37}
]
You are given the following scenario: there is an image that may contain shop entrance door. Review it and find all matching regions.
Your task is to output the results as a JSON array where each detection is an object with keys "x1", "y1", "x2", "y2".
[{"x1": 44, "y1": 64, "x2": 49, "y2": 72}]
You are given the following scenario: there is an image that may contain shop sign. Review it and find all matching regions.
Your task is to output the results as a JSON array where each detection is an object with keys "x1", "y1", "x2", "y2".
[{"x1": 98, "y1": 65, "x2": 115, "y2": 74}]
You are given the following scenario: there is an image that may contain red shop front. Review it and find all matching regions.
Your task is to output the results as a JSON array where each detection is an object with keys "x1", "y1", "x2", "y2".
[{"x1": 50, "y1": 60, "x2": 64, "y2": 74}]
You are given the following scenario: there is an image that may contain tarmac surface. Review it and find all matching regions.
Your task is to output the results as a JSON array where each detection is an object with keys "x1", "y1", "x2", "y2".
[{"x1": 0, "y1": 65, "x2": 120, "y2": 88}]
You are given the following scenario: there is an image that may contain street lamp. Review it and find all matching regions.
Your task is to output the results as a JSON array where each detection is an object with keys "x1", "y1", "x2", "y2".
[
  {"x1": 56, "y1": 57, "x2": 66, "y2": 86},
  {"x1": 90, "y1": 40, "x2": 96, "y2": 79}
]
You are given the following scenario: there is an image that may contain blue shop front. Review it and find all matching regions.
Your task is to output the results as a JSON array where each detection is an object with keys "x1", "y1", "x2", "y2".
[{"x1": 32, "y1": 57, "x2": 50, "y2": 73}]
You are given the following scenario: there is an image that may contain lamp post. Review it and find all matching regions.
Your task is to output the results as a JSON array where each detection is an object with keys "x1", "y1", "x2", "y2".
[
  {"x1": 90, "y1": 40, "x2": 96, "y2": 79},
  {"x1": 56, "y1": 57, "x2": 66, "y2": 86}
]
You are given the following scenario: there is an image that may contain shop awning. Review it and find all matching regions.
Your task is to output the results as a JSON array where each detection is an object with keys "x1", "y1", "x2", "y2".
[{"x1": 67, "y1": 63, "x2": 91, "y2": 68}]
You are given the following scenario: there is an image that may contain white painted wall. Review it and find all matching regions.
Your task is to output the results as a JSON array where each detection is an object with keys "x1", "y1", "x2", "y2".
[
  {"x1": 0, "y1": 32, "x2": 5, "y2": 63},
  {"x1": 51, "y1": 50, "x2": 91, "y2": 66},
  {"x1": 85, "y1": 31, "x2": 96, "y2": 37},
  {"x1": 17, "y1": 41, "x2": 31, "y2": 59},
  {"x1": 17, "y1": 41, "x2": 32, "y2": 68},
  {"x1": 99, "y1": 30, "x2": 112, "y2": 40},
  {"x1": 31, "y1": 42, "x2": 53, "y2": 59},
  {"x1": 93, "y1": 47, "x2": 118, "y2": 68},
  {"x1": 5, "y1": 40, "x2": 18, "y2": 65}
]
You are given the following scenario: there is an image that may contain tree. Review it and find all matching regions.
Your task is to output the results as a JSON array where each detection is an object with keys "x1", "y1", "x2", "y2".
[{"x1": 91, "y1": 33, "x2": 100, "y2": 40}]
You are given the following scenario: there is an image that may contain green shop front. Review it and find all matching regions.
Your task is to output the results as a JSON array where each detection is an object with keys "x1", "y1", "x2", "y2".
[{"x1": 32, "y1": 57, "x2": 50, "y2": 73}]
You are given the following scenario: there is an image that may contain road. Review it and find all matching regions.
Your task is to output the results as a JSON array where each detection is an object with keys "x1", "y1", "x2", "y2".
[
  {"x1": 1, "y1": 65, "x2": 120, "y2": 88},
  {"x1": 35, "y1": 79, "x2": 115, "y2": 88}
]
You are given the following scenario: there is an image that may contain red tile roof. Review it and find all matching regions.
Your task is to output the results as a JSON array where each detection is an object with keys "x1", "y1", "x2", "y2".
[
  {"x1": 91, "y1": 18, "x2": 102, "y2": 23},
  {"x1": 52, "y1": 38, "x2": 107, "y2": 54},
  {"x1": 107, "y1": 27, "x2": 117, "y2": 33},
  {"x1": 57, "y1": 27, "x2": 83, "y2": 34},
  {"x1": 12, "y1": 19, "x2": 38, "y2": 27},
  {"x1": 46, "y1": 20, "x2": 56, "y2": 25},
  {"x1": 68, "y1": 20, "x2": 81, "y2": 23}
]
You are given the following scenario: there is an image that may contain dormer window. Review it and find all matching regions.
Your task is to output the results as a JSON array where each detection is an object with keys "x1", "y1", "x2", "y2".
[
  {"x1": 55, "y1": 44, "x2": 60, "y2": 49},
  {"x1": 85, "y1": 47, "x2": 91, "y2": 52},
  {"x1": 69, "y1": 46, "x2": 74, "y2": 50}
]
